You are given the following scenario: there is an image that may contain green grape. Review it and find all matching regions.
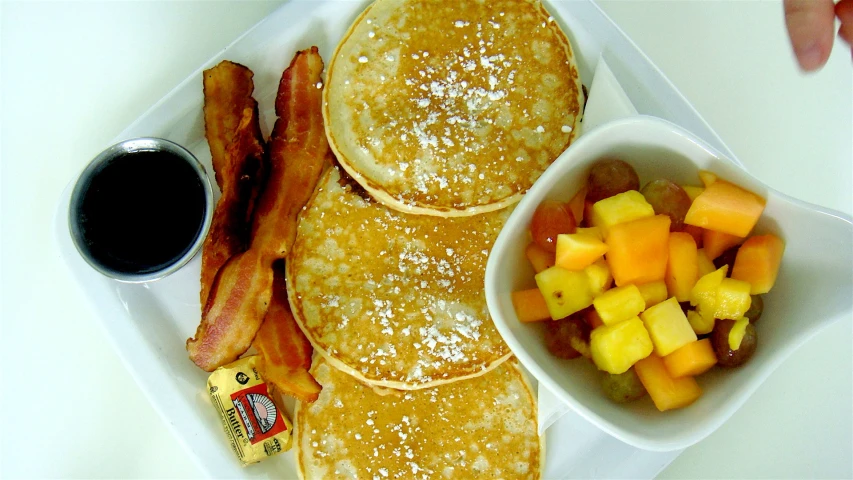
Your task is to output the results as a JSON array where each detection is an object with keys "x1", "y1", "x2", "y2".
[
  {"x1": 640, "y1": 179, "x2": 692, "y2": 231},
  {"x1": 744, "y1": 295, "x2": 763, "y2": 323},
  {"x1": 587, "y1": 159, "x2": 640, "y2": 203},
  {"x1": 711, "y1": 319, "x2": 757, "y2": 367},
  {"x1": 600, "y1": 368, "x2": 647, "y2": 403},
  {"x1": 545, "y1": 316, "x2": 590, "y2": 360},
  {"x1": 531, "y1": 200, "x2": 576, "y2": 253}
]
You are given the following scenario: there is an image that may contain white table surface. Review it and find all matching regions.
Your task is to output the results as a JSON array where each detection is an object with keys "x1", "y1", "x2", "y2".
[{"x1": 1, "y1": 1, "x2": 850, "y2": 478}]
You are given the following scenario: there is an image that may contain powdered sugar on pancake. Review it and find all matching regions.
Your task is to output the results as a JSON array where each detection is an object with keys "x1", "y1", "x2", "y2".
[{"x1": 287, "y1": 168, "x2": 512, "y2": 388}]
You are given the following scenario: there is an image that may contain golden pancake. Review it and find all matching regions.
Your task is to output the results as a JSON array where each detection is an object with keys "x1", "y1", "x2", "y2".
[
  {"x1": 296, "y1": 356, "x2": 542, "y2": 479},
  {"x1": 287, "y1": 167, "x2": 512, "y2": 390},
  {"x1": 324, "y1": 0, "x2": 584, "y2": 216}
]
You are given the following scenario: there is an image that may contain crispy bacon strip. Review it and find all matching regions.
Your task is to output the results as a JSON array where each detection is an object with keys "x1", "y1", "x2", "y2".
[
  {"x1": 251, "y1": 46, "x2": 332, "y2": 258},
  {"x1": 188, "y1": 48, "x2": 329, "y2": 372},
  {"x1": 253, "y1": 262, "x2": 321, "y2": 403},
  {"x1": 199, "y1": 61, "x2": 267, "y2": 306},
  {"x1": 188, "y1": 249, "x2": 273, "y2": 371}
]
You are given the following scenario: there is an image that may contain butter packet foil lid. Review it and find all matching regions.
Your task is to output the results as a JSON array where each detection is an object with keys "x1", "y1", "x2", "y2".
[{"x1": 207, "y1": 355, "x2": 293, "y2": 466}]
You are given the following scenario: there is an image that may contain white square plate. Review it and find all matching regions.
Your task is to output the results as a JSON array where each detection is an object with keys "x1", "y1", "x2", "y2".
[{"x1": 55, "y1": 1, "x2": 744, "y2": 477}]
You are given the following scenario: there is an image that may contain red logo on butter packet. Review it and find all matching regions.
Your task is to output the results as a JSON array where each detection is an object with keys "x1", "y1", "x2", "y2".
[{"x1": 230, "y1": 383, "x2": 287, "y2": 444}]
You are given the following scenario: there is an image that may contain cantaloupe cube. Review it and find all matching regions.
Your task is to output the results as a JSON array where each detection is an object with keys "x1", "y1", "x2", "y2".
[
  {"x1": 555, "y1": 232, "x2": 609, "y2": 270},
  {"x1": 590, "y1": 317, "x2": 654, "y2": 374},
  {"x1": 640, "y1": 297, "x2": 697, "y2": 356},
  {"x1": 590, "y1": 190, "x2": 655, "y2": 236},
  {"x1": 684, "y1": 180, "x2": 766, "y2": 237},
  {"x1": 584, "y1": 259, "x2": 613, "y2": 297},
  {"x1": 703, "y1": 229, "x2": 744, "y2": 260},
  {"x1": 687, "y1": 309, "x2": 715, "y2": 335},
  {"x1": 663, "y1": 339, "x2": 717, "y2": 378},
  {"x1": 576, "y1": 226, "x2": 603, "y2": 241},
  {"x1": 683, "y1": 224, "x2": 704, "y2": 248},
  {"x1": 535, "y1": 266, "x2": 594, "y2": 320},
  {"x1": 666, "y1": 232, "x2": 699, "y2": 302},
  {"x1": 714, "y1": 278, "x2": 752, "y2": 320},
  {"x1": 637, "y1": 281, "x2": 669, "y2": 309},
  {"x1": 682, "y1": 185, "x2": 705, "y2": 202},
  {"x1": 605, "y1": 215, "x2": 671, "y2": 286},
  {"x1": 593, "y1": 284, "x2": 646, "y2": 326},
  {"x1": 731, "y1": 234, "x2": 785, "y2": 294},
  {"x1": 635, "y1": 353, "x2": 702, "y2": 411},
  {"x1": 698, "y1": 170, "x2": 717, "y2": 187},
  {"x1": 511, "y1": 289, "x2": 551, "y2": 323},
  {"x1": 525, "y1": 242, "x2": 555, "y2": 273},
  {"x1": 696, "y1": 248, "x2": 716, "y2": 276},
  {"x1": 568, "y1": 185, "x2": 588, "y2": 224}
]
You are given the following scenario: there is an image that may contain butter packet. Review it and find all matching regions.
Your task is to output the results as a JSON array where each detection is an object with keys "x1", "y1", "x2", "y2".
[{"x1": 207, "y1": 355, "x2": 293, "y2": 466}]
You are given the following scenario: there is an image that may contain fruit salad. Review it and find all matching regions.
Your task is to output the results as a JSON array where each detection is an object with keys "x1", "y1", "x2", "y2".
[{"x1": 511, "y1": 159, "x2": 784, "y2": 412}]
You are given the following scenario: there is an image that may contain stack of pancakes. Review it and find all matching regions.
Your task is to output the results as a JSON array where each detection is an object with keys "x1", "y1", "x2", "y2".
[{"x1": 289, "y1": 0, "x2": 583, "y2": 477}]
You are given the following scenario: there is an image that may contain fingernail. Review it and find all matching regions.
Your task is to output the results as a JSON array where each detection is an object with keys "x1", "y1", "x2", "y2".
[{"x1": 797, "y1": 43, "x2": 824, "y2": 71}]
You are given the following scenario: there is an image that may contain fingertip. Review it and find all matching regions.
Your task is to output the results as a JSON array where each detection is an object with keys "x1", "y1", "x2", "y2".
[
  {"x1": 784, "y1": 0, "x2": 835, "y2": 71},
  {"x1": 795, "y1": 42, "x2": 831, "y2": 71}
]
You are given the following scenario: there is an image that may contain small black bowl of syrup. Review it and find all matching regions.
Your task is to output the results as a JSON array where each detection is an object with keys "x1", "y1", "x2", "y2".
[{"x1": 69, "y1": 138, "x2": 213, "y2": 282}]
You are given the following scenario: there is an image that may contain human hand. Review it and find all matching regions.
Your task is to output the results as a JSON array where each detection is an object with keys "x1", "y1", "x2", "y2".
[{"x1": 784, "y1": 0, "x2": 853, "y2": 71}]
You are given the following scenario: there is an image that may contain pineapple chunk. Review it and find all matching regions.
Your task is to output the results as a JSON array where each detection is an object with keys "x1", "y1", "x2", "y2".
[
  {"x1": 590, "y1": 190, "x2": 655, "y2": 236},
  {"x1": 714, "y1": 278, "x2": 752, "y2": 320},
  {"x1": 687, "y1": 309, "x2": 715, "y2": 335},
  {"x1": 593, "y1": 284, "x2": 646, "y2": 326},
  {"x1": 534, "y1": 266, "x2": 594, "y2": 320},
  {"x1": 637, "y1": 281, "x2": 668, "y2": 309},
  {"x1": 584, "y1": 259, "x2": 613, "y2": 297},
  {"x1": 590, "y1": 317, "x2": 654, "y2": 374},
  {"x1": 728, "y1": 317, "x2": 750, "y2": 350},
  {"x1": 555, "y1": 232, "x2": 608, "y2": 270},
  {"x1": 576, "y1": 226, "x2": 604, "y2": 241},
  {"x1": 640, "y1": 297, "x2": 697, "y2": 356},
  {"x1": 683, "y1": 185, "x2": 705, "y2": 202},
  {"x1": 698, "y1": 170, "x2": 717, "y2": 187},
  {"x1": 696, "y1": 248, "x2": 716, "y2": 276},
  {"x1": 689, "y1": 265, "x2": 728, "y2": 316}
]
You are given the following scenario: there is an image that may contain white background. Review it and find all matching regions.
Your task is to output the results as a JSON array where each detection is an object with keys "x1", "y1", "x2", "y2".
[{"x1": 1, "y1": 1, "x2": 851, "y2": 478}]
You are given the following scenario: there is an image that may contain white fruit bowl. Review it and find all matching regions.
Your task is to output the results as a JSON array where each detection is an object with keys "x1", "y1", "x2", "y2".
[{"x1": 485, "y1": 115, "x2": 853, "y2": 451}]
